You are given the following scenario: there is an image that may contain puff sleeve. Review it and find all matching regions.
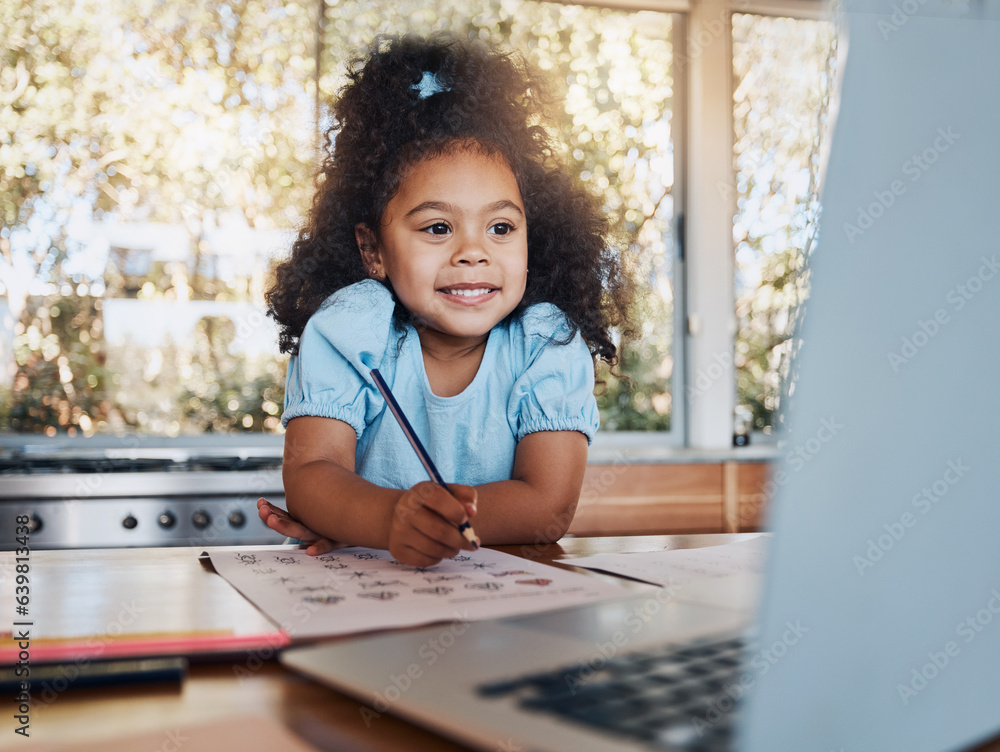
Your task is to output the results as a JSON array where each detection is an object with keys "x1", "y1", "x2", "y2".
[
  {"x1": 506, "y1": 303, "x2": 600, "y2": 444},
  {"x1": 281, "y1": 280, "x2": 393, "y2": 438}
]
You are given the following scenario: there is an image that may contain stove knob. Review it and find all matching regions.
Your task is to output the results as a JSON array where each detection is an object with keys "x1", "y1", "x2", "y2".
[
  {"x1": 122, "y1": 515, "x2": 138, "y2": 530},
  {"x1": 228, "y1": 510, "x2": 246, "y2": 528},
  {"x1": 23, "y1": 513, "x2": 43, "y2": 534},
  {"x1": 158, "y1": 512, "x2": 176, "y2": 529},
  {"x1": 192, "y1": 510, "x2": 211, "y2": 530}
]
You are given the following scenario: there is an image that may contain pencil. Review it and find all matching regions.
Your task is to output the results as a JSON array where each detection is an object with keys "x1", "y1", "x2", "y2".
[{"x1": 370, "y1": 368, "x2": 479, "y2": 549}]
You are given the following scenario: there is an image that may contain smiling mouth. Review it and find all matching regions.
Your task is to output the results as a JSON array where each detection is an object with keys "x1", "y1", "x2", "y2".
[{"x1": 438, "y1": 287, "x2": 498, "y2": 297}]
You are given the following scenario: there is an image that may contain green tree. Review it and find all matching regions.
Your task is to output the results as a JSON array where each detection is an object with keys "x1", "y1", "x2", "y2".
[
  {"x1": 2, "y1": 0, "x2": 680, "y2": 436},
  {"x1": 731, "y1": 14, "x2": 837, "y2": 431},
  {"x1": 1, "y1": 0, "x2": 314, "y2": 434},
  {"x1": 3, "y1": 2, "x2": 839, "y2": 439}
]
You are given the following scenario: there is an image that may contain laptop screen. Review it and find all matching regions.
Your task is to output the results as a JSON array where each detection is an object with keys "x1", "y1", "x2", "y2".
[{"x1": 741, "y1": 8, "x2": 1000, "y2": 752}]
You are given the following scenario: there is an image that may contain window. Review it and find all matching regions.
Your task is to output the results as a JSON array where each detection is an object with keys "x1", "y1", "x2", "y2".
[
  {"x1": 1, "y1": 0, "x2": 680, "y2": 439},
  {"x1": 1, "y1": 0, "x2": 835, "y2": 447},
  {"x1": 731, "y1": 11, "x2": 837, "y2": 435},
  {"x1": 1, "y1": 0, "x2": 315, "y2": 436}
]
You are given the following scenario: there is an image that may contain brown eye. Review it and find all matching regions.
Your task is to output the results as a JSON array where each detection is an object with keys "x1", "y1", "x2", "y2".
[
  {"x1": 422, "y1": 222, "x2": 451, "y2": 235},
  {"x1": 489, "y1": 222, "x2": 514, "y2": 236}
]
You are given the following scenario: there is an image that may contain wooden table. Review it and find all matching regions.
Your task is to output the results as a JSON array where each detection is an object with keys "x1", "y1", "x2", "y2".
[{"x1": 6, "y1": 535, "x2": 1000, "y2": 751}]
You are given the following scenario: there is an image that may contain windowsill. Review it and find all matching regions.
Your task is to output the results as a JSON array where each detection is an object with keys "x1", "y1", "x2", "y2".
[
  {"x1": 588, "y1": 431, "x2": 779, "y2": 464},
  {"x1": 0, "y1": 431, "x2": 779, "y2": 464}
]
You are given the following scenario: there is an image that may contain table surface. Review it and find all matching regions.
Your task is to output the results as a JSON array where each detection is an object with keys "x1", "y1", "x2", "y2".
[{"x1": 6, "y1": 534, "x2": 1000, "y2": 752}]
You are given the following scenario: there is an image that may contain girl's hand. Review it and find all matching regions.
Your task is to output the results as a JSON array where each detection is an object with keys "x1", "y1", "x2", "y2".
[
  {"x1": 389, "y1": 482, "x2": 479, "y2": 567},
  {"x1": 256, "y1": 497, "x2": 340, "y2": 556}
]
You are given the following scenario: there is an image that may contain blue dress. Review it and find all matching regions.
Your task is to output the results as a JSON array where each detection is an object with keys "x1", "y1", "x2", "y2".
[{"x1": 282, "y1": 280, "x2": 599, "y2": 489}]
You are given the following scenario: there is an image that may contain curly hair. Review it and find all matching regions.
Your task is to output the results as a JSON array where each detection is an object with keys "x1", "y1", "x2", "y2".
[{"x1": 266, "y1": 33, "x2": 633, "y2": 365}]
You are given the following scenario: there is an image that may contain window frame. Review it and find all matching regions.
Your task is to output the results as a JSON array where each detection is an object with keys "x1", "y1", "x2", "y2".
[
  {"x1": 588, "y1": 0, "x2": 830, "y2": 457},
  {"x1": 679, "y1": 0, "x2": 830, "y2": 454}
]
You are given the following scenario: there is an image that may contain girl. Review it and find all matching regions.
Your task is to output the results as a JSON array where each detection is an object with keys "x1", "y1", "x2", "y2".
[{"x1": 259, "y1": 34, "x2": 633, "y2": 567}]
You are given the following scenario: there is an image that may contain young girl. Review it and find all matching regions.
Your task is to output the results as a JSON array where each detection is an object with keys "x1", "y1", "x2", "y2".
[{"x1": 258, "y1": 34, "x2": 632, "y2": 567}]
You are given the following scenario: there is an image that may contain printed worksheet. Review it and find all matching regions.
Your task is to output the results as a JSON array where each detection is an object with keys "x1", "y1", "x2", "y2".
[
  {"x1": 562, "y1": 535, "x2": 769, "y2": 588},
  {"x1": 208, "y1": 546, "x2": 626, "y2": 638}
]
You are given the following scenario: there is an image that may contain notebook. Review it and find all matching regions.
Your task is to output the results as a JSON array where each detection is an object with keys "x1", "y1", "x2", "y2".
[{"x1": 280, "y1": 8, "x2": 1000, "y2": 751}]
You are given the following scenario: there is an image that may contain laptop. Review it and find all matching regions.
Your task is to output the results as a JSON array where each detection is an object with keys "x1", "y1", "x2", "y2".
[{"x1": 281, "y1": 7, "x2": 1000, "y2": 752}]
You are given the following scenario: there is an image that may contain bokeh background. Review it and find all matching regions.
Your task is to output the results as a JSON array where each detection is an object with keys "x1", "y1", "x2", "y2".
[{"x1": 0, "y1": 0, "x2": 834, "y2": 439}]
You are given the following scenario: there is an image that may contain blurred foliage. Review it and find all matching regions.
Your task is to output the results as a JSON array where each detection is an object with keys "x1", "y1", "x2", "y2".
[
  {"x1": 0, "y1": 0, "x2": 315, "y2": 236},
  {"x1": 595, "y1": 285, "x2": 672, "y2": 431},
  {"x1": 1, "y1": 0, "x2": 315, "y2": 435},
  {"x1": 1, "y1": 0, "x2": 677, "y2": 437},
  {"x1": 731, "y1": 14, "x2": 836, "y2": 432},
  {"x1": 1, "y1": 1, "x2": 832, "y2": 440},
  {"x1": 103, "y1": 315, "x2": 287, "y2": 435},
  {"x1": 4, "y1": 295, "x2": 112, "y2": 433}
]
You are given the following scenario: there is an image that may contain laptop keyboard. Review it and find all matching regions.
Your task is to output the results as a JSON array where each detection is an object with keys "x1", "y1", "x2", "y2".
[{"x1": 477, "y1": 635, "x2": 747, "y2": 751}]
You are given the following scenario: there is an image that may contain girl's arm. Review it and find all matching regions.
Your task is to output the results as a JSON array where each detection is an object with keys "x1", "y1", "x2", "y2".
[
  {"x1": 281, "y1": 416, "x2": 477, "y2": 565},
  {"x1": 281, "y1": 416, "x2": 398, "y2": 550},
  {"x1": 278, "y1": 420, "x2": 586, "y2": 557},
  {"x1": 279, "y1": 420, "x2": 587, "y2": 550},
  {"x1": 470, "y1": 430, "x2": 590, "y2": 545}
]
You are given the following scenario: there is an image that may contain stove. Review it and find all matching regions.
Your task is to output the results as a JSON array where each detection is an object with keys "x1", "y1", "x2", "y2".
[{"x1": 0, "y1": 441, "x2": 288, "y2": 549}]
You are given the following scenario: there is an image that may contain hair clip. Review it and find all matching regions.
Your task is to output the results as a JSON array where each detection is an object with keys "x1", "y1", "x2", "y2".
[{"x1": 411, "y1": 70, "x2": 450, "y2": 100}]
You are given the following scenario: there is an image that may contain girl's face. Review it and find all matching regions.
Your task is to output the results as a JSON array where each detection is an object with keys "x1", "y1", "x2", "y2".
[{"x1": 358, "y1": 146, "x2": 528, "y2": 350}]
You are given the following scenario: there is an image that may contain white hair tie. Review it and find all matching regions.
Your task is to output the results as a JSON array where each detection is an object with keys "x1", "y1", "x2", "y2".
[{"x1": 411, "y1": 71, "x2": 450, "y2": 99}]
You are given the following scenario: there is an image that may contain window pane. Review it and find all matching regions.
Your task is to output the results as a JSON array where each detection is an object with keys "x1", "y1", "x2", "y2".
[
  {"x1": 1, "y1": 0, "x2": 315, "y2": 436},
  {"x1": 1, "y1": 0, "x2": 676, "y2": 438},
  {"x1": 322, "y1": 1, "x2": 677, "y2": 432},
  {"x1": 731, "y1": 13, "x2": 836, "y2": 434}
]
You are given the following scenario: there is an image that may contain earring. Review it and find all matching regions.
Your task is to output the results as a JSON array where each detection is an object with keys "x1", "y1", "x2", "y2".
[{"x1": 360, "y1": 244, "x2": 380, "y2": 278}]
